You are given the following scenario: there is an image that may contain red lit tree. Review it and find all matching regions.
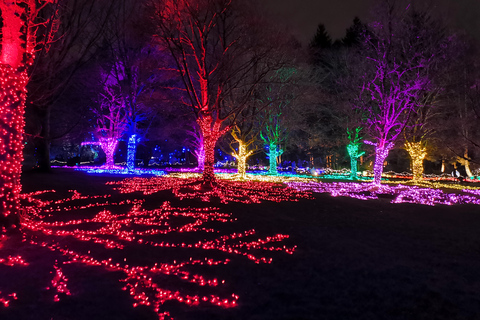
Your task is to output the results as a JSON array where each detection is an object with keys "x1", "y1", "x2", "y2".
[
  {"x1": 151, "y1": 0, "x2": 288, "y2": 185},
  {"x1": 0, "y1": 0, "x2": 59, "y2": 229}
]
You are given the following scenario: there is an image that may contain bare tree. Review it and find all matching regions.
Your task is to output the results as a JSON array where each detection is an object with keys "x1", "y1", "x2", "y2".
[{"x1": 150, "y1": 0, "x2": 289, "y2": 185}]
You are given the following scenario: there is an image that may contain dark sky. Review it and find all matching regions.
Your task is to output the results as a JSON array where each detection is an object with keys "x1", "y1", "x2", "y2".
[{"x1": 263, "y1": 0, "x2": 480, "y2": 45}]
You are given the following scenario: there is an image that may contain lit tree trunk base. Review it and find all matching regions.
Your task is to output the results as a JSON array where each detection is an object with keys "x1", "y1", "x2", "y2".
[
  {"x1": 405, "y1": 141, "x2": 427, "y2": 182},
  {"x1": 372, "y1": 146, "x2": 391, "y2": 185},
  {"x1": 347, "y1": 141, "x2": 364, "y2": 180},
  {"x1": 462, "y1": 149, "x2": 473, "y2": 178},
  {"x1": 197, "y1": 116, "x2": 226, "y2": 187},
  {"x1": 236, "y1": 156, "x2": 247, "y2": 180},
  {"x1": 350, "y1": 158, "x2": 358, "y2": 179},
  {"x1": 267, "y1": 144, "x2": 282, "y2": 176},
  {"x1": 233, "y1": 141, "x2": 252, "y2": 180},
  {"x1": 126, "y1": 134, "x2": 139, "y2": 172},
  {"x1": 100, "y1": 139, "x2": 119, "y2": 167},
  {"x1": 0, "y1": 65, "x2": 27, "y2": 230}
]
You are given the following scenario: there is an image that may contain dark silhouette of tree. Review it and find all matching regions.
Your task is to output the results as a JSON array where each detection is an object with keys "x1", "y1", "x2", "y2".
[
  {"x1": 310, "y1": 24, "x2": 332, "y2": 50},
  {"x1": 26, "y1": 0, "x2": 117, "y2": 171},
  {"x1": 342, "y1": 17, "x2": 366, "y2": 47}
]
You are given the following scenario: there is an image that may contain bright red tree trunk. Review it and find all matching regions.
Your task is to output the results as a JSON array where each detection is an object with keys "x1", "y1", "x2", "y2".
[
  {"x1": 0, "y1": 2, "x2": 31, "y2": 228},
  {"x1": 197, "y1": 115, "x2": 227, "y2": 185}
]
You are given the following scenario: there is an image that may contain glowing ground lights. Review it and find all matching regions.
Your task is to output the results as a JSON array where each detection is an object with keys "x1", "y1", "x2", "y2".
[
  {"x1": 288, "y1": 181, "x2": 480, "y2": 206},
  {"x1": 108, "y1": 176, "x2": 312, "y2": 204},
  {"x1": 0, "y1": 179, "x2": 305, "y2": 319},
  {"x1": 74, "y1": 165, "x2": 165, "y2": 176}
]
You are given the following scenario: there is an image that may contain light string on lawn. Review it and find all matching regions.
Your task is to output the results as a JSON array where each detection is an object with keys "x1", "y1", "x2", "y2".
[
  {"x1": 0, "y1": 181, "x2": 303, "y2": 319},
  {"x1": 288, "y1": 181, "x2": 480, "y2": 206}
]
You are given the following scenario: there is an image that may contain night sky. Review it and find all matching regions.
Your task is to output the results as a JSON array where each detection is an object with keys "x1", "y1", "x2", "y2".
[{"x1": 264, "y1": 0, "x2": 480, "y2": 45}]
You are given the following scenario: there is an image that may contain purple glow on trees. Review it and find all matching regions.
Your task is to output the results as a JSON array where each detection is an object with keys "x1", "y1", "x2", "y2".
[
  {"x1": 365, "y1": 140, "x2": 394, "y2": 184},
  {"x1": 355, "y1": 4, "x2": 438, "y2": 185},
  {"x1": 186, "y1": 123, "x2": 205, "y2": 170},
  {"x1": 93, "y1": 87, "x2": 128, "y2": 167}
]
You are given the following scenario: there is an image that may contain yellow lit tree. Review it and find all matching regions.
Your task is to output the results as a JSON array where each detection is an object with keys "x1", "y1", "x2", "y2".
[{"x1": 230, "y1": 125, "x2": 258, "y2": 179}]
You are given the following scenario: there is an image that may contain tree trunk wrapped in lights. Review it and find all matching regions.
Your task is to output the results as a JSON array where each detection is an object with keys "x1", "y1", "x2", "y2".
[
  {"x1": 404, "y1": 140, "x2": 427, "y2": 182},
  {"x1": 365, "y1": 140, "x2": 394, "y2": 185},
  {"x1": 99, "y1": 138, "x2": 118, "y2": 167},
  {"x1": 197, "y1": 115, "x2": 228, "y2": 184},
  {"x1": 0, "y1": 0, "x2": 58, "y2": 228},
  {"x1": 346, "y1": 127, "x2": 365, "y2": 179},
  {"x1": 457, "y1": 148, "x2": 473, "y2": 178},
  {"x1": 267, "y1": 144, "x2": 283, "y2": 175},
  {"x1": 230, "y1": 125, "x2": 256, "y2": 179},
  {"x1": 126, "y1": 134, "x2": 141, "y2": 171}
]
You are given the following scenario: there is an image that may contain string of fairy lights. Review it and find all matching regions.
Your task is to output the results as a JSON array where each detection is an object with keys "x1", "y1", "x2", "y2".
[{"x1": 0, "y1": 179, "x2": 307, "y2": 319}]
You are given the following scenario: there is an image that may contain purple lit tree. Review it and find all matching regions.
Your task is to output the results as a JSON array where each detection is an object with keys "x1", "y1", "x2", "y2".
[
  {"x1": 355, "y1": 3, "x2": 437, "y2": 185},
  {"x1": 185, "y1": 122, "x2": 205, "y2": 170},
  {"x1": 98, "y1": 0, "x2": 159, "y2": 172},
  {"x1": 92, "y1": 85, "x2": 128, "y2": 167},
  {"x1": 150, "y1": 0, "x2": 289, "y2": 185}
]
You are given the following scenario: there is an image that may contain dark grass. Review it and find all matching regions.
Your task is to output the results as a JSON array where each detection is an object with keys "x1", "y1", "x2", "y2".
[{"x1": 0, "y1": 169, "x2": 479, "y2": 320}]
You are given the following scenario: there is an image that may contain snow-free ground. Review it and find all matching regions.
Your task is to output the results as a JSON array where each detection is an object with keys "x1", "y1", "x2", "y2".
[{"x1": 0, "y1": 168, "x2": 479, "y2": 320}]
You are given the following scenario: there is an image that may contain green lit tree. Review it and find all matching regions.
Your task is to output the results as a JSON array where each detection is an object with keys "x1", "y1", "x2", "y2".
[{"x1": 346, "y1": 127, "x2": 365, "y2": 179}]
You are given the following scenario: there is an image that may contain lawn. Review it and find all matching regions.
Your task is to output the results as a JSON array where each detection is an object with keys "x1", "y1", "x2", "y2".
[{"x1": 0, "y1": 168, "x2": 479, "y2": 320}]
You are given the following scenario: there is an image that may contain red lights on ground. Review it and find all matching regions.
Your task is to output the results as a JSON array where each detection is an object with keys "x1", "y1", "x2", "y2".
[{"x1": 5, "y1": 179, "x2": 302, "y2": 319}]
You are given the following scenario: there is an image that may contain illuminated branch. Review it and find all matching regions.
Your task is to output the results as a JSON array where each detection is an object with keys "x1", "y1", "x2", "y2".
[{"x1": 354, "y1": 5, "x2": 446, "y2": 185}]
